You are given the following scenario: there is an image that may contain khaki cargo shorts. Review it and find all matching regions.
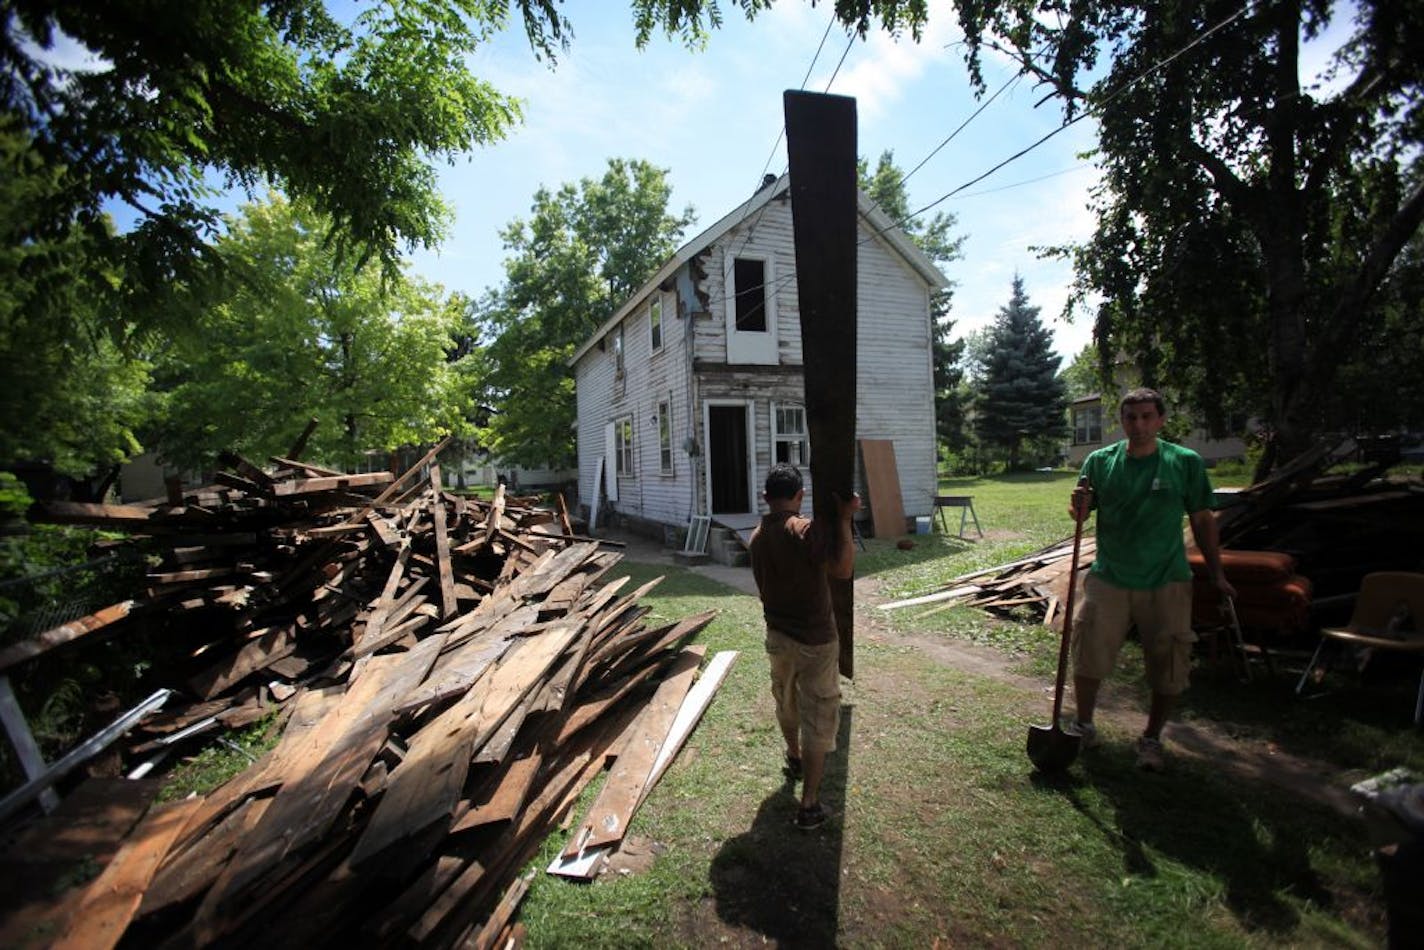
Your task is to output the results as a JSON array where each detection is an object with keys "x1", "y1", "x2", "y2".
[
  {"x1": 1071, "y1": 573, "x2": 1196, "y2": 696},
  {"x1": 765, "y1": 627, "x2": 841, "y2": 754}
]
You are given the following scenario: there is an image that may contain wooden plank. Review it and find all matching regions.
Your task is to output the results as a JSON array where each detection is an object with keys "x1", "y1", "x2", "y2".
[
  {"x1": 564, "y1": 646, "x2": 703, "y2": 856},
  {"x1": 355, "y1": 543, "x2": 411, "y2": 649},
  {"x1": 784, "y1": 89, "x2": 858, "y2": 679},
  {"x1": 219, "y1": 450, "x2": 277, "y2": 491},
  {"x1": 429, "y1": 464, "x2": 458, "y2": 619},
  {"x1": 53, "y1": 798, "x2": 202, "y2": 950},
  {"x1": 196, "y1": 637, "x2": 445, "y2": 919},
  {"x1": 450, "y1": 754, "x2": 542, "y2": 833},
  {"x1": 166, "y1": 686, "x2": 341, "y2": 853},
  {"x1": 271, "y1": 471, "x2": 395, "y2": 496},
  {"x1": 188, "y1": 622, "x2": 298, "y2": 700},
  {"x1": 550, "y1": 649, "x2": 738, "y2": 880},
  {"x1": 36, "y1": 501, "x2": 160, "y2": 528},
  {"x1": 555, "y1": 490, "x2": 574, "y2": 537},
  {"x1": 284, "y1": 417, "x2": 320, "y2": 460},
  {"x1": 332, "y1": 435, "x2": 451, "y2": 529},
  {"x1": 0, "y1": 600, "x2": 137, "y2": 673},
  {"x1": 859, "y1": 439, "x2": 907, "y2": 540},
  {"x1": 0, "y1": 778, "x2": 162, "y2": 949},
  {"x1": 140, "y1": 797, "x2": 273, "y2": 917},
  {"x1": 345, "y1": 622, "x2": 578, "y2": 870},
  {"x1": 465, "y1": 871, "x2": 532, "y2": 950},
  {"x1": 877, "y1": 585, "x2": 982, "y2": 611}
]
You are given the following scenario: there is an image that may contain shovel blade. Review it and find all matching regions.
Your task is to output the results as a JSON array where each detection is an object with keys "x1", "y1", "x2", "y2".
[{"x1": 1026, "y1": 723, "x2": 1081, "y2": 772}]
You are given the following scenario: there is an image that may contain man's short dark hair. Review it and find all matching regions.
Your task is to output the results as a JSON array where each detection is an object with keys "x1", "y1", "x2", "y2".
[
  {"x1": 1120, "y1": 387, "x2": 1166, "y2": 416},
  {"x1": 764, "y1": 463, "x2": 803, "y2": 501}
]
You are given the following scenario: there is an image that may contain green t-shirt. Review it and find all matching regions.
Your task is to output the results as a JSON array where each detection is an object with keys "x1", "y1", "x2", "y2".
[{"x1": 1080, "y1": 439, "x2": 1215, "y2": 590}]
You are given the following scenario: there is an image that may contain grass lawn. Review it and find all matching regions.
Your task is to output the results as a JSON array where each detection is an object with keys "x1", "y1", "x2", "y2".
[{"x1": 511, "y1": 470, "x2": 1421, "y2": 947}]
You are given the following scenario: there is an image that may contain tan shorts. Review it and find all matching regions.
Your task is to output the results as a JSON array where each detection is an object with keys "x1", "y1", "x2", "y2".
[
  {"x1": 765, "y1": 627, "x2": 841, "y2": 754},
  {"x1": 1071, "y1": 573, "x2": 1196, "y2": 696}
]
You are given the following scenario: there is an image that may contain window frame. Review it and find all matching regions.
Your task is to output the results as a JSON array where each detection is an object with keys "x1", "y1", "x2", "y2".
[
  {"x1": 613, "y1": 324, "x2": 625, "y2": 378},
  {"x1": 614, "y1": 414, "x2": 635, "y2": 478},
  {"x1": 649, "y1": 295, "x2": 663, "y2": 354},
  {"x1": 723, "y1": 251, "x2": 778, "y2": 365},
  {"x1": 1072, "y1": 404, "x2": 1103, "y2": 445},
  {"x1": 657, "y1": 398, "x2": 674, "y2": 475},
  {"x1": 771, "y1": 401, "x2": 809, "y2": 467}
]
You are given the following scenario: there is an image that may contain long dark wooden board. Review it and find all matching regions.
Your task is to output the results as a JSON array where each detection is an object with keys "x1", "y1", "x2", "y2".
[{"x1": 784, "y1": 89, "x2": 858, "y2": 678}]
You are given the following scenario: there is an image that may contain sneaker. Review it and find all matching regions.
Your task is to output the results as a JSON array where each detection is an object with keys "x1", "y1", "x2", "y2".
[
  {"x1": 1066, "y1": 720, "x2": 1099, "y2": 749},
  {"x1": 794, "y1": 802, "x2": 832, "y2": 830},
  {"x1": 1136, "y1": 735, "x2": 1166, "y2": 772},
  {"x1": 783, "y1": 753, "x2": 802, "y2": 781}
]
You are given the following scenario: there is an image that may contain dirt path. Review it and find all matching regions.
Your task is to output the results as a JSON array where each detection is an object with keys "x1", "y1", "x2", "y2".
[{"x1": 851, "y1": 573, "x2": 1359, "y2": 818}]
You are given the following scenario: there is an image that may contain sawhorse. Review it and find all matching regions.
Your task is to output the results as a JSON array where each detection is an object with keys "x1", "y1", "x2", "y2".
[{"x1": 934, "y1": 495, "x2": 983, "y2": 538}]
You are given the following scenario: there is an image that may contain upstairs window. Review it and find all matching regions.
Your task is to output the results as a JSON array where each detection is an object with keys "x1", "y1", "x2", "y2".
[
  {"x1": 733, "y1": 258, "x2": 767, "y2": 331},
  {"x1": 649, "y1": 296, "x2": 663, "y2": 353},
  {"x1": 613, "y1": 325, "x2": 625, "y2": 377}
]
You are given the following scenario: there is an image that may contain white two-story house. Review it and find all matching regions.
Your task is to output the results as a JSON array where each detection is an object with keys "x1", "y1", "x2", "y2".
[{"x1": 569, "y1": 172, "x2": 949, "y2": 547}]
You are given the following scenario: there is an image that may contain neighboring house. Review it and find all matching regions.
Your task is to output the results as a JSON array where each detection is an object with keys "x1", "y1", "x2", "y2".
[
  {"x1": 446, "y1": 456, "x2": 575, "y2": 492},
  {"x1": 1067, "y1": 392, "x2": 1250, "y2": 467},
  {"x1": 569, "y1": 172, "x2": 949, "y2": 543}
]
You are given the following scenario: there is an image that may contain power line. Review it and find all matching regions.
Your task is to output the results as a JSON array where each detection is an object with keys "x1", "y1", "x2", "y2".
[
  {"x1": 899, "y1": 6, "x2": 1249, "y2": 226},
  {"x1": 900, "y1": 67, "x2": 1025, "y2": 187}
]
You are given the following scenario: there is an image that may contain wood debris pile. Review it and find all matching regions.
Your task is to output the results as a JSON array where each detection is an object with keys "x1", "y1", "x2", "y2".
[
  {"x1": 1, "y1": 443, "x2": 728, "y2": 948},
  {"x1": 882, "y1": 438, "x2": 1423, "y2": 635}
]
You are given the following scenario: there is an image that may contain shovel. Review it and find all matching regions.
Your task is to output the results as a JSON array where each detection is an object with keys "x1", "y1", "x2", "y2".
[{"x1": 1027, "y1": 476, "x2": 1090, "y2": 772}]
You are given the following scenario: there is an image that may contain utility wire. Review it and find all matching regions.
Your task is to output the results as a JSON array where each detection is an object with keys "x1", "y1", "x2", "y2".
[
  {"x1": 891, "y1": 5, "x2": 1250, "y2": 231},
  {"x1": 900, "y1": 67, "x2": 1025, "y2": 187}
]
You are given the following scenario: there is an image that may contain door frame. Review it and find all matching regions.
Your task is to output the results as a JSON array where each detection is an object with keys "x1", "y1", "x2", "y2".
[{"x1": 702, "y1": 399, "x2": 755, "y2": 516}]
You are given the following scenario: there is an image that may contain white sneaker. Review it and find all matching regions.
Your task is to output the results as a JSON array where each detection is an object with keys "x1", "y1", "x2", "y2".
[
  {"x1": 1136, "y1": 735, "x2": 1166, "y2": 771},
  {"x1": 1066, "y1": 720, "x2": 1099, "y2": 749}
]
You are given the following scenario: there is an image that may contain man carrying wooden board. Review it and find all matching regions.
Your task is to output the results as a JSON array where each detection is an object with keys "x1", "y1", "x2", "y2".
[{"x1": 749, "y1": 463, "x2": 861, "y2": 830}]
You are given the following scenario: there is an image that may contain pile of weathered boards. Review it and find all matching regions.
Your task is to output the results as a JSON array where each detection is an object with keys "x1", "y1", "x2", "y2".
[{"x1": 0, "y1": 441, "x2": 727, "y2": 949}]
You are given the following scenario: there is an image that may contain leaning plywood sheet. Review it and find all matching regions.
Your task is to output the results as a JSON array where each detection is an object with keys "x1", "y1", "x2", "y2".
[{"x1": 859, "y1": 439, "x2": 906, "y2": 539}]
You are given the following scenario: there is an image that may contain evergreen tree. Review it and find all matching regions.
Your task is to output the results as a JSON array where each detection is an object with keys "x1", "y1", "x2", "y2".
[{"x1": 975, "y1": 276, "x2": 1068, "y2": 469}]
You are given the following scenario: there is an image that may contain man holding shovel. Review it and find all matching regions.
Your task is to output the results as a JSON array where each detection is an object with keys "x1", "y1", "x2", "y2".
[
  {"x1": 749, "y1": 463, "x2": 860, "y2": 829},
  {"x1": 1067, "y1": 388, "x2": 1234, "y2": 770}
]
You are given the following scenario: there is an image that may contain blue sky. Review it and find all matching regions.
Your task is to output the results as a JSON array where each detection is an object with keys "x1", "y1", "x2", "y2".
[{"x1": 411, "y1": 2, "x2": 1104, "y2": 362}]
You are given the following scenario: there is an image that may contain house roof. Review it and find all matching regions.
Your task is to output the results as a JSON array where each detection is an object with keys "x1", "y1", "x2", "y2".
[{"x1": 568, "y1": 171, "x2": 951, "y2": 366}]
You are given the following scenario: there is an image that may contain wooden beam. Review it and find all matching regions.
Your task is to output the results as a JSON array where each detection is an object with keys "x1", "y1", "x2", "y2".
[
  {"x1": 428, "y1": 464, "x2": 458, "y2": 619},
  {"x1": 784, "y1": 89, "x2": 859, "y2": 678},
  {"x1": 0, "y1": 600, "x2": 138, "y2": 673}
]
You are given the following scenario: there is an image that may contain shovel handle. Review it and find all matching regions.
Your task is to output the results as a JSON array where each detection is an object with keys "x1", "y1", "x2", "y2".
[{"x1": 1051, "y1": 476, "x2": 1090, "y2": 722}]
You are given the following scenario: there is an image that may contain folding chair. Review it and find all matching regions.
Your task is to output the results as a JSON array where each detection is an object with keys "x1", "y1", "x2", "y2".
[{"x1": 1296, "y1": 572, "x2": 1424, "y2": 724}]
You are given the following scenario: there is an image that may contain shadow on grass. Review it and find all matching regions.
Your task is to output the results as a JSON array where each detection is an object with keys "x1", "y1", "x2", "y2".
[
  {"x1": 852, "y1": 534, "x2": 978, "y2": 581},
  {"x1": 709, "y1": 704, "x2": 854, "y2": 947},
  {"x1": 1065, "y1": 749, "x2": 1337, "y2": 936}
]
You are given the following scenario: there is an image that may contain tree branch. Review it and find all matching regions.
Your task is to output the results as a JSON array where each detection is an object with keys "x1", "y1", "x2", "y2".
[{"x1": 1309, "y1": 177, "x2": 1424, "y2": 381}]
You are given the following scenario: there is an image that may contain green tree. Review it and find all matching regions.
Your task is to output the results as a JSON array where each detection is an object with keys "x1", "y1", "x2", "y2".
[
  {"x1": 0, "y1": 122, "x2": 152, "y2": 479},
  {"x1": 858, "y1": 151, "x2": 970, "y2": 451},
  {"x1": 1, "y1": 1, "x2": 540, "y2": 324},
  {"x1": 974, "y1": 276, "x2": 1068, "y2": 469},
  {"x1": 151, "y1": 196, "x2": 473, "y2": 471},
  {"x1": 479, "y1": 159, "x2": 695, "y2": 469},
  {"x1": 1060, "y1": 345, "x2": 1103, "y2": 402}
]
